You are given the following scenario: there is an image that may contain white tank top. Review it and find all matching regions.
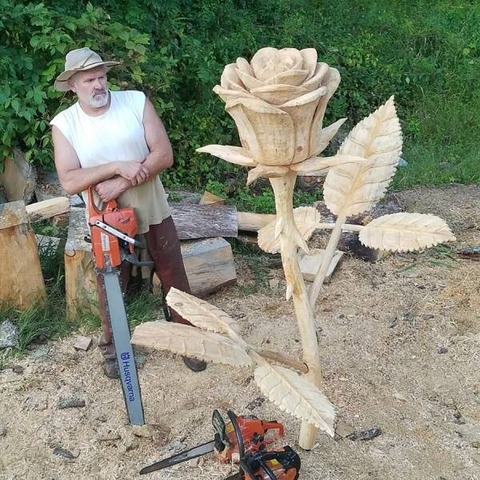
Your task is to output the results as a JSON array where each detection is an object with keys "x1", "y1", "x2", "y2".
[{"x1": 50, "y1": 90, "x2": 170, "y2": 233}]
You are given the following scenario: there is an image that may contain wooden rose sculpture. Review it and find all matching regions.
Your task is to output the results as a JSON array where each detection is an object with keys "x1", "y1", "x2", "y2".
[
  {"x1": 197, "y1": 47, "x2": 345, "y2": 186},
  {"x1": 132, "y1": 47, "x2": 455, "y2": 450}
]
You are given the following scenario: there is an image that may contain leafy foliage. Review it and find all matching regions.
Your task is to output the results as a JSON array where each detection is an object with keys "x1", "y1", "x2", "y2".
[{"x1": 1, "y1": 0, "x2": 479, "y2": 197}]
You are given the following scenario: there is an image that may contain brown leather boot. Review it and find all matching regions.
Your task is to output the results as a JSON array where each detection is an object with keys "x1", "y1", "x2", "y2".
[{"x1": 146, "y1": 217, "x2": 207, "y2": 372}]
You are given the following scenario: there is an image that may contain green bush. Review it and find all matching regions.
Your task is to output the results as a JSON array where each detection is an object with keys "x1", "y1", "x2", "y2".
[{"x1": 1, "y1": 0, "x2": 478, "y2": 200}]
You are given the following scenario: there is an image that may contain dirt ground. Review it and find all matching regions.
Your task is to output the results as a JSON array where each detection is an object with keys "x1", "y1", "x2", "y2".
[{"x1": 1, "y1": 184, "x2": 479, "y2": 480}]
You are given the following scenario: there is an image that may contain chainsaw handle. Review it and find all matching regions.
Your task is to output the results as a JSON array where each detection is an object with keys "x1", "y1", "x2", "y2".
[
  {"x1": 227, "y1": 410, "x2": 245, "y2": 458},
  {"x1": 261, "y1": 420, "x2": 285, "y2": 438},
  {"x1": 87, "y1": 185, "x2": 118, "y2": 216}
]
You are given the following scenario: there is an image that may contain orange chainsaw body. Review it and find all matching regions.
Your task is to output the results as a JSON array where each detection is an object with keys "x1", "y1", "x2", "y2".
[
  {"x1": 87, "y1": 187, "x2": 138, "y2": 270},
  {"x1": 216, "y1": 415, "x2": 284, "y2": 463}
]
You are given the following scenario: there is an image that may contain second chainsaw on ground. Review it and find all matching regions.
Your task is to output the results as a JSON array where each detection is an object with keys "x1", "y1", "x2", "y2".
[{"x1": 140, "y1": 409, "x2": 286, "y2": 475}]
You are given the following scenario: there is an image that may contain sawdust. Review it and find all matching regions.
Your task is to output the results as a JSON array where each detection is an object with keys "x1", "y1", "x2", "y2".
[{"x1": 1, "y1": 184, "x2": 480, "y2": 480}]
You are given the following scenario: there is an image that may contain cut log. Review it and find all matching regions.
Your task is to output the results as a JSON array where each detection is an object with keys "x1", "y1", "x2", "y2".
[
  {"x1": 26, "y1": 197, "x2": 70, "y2": 223},
  {"x1": 65, "y1": 208, "x2": 237, "y2": 317},
  {"x1": 237, "y1": 211, "x2": 275, "y2": 232},
  {"x1": 171, "y1": 203, "x2": 238, "y2": 239},
  {"x1": 181, "y1": 238, "x2": 237, "y2": 296},
  {"x1": 0, "y1": 201, "x2": 46, "y2": 308},
  {"x1": 152, "y1": 237, "x2": 237, "y2": 297},
  {"x1": 64, "y1": 207, "x2": 99, "y2": 319}
]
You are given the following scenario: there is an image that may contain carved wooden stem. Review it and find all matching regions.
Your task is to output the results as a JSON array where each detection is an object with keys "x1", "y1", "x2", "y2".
[
  {"x1": 269, "y1": 171, "x2": 321, "y2": 449},
  {"x1": 309, "y1": 213, "x2": 347, "y2": 307}
]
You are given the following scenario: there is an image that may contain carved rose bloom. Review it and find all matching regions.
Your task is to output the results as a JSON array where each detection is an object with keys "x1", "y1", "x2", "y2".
[{"x1": 198, "y1": 47, "x2": 345, "y2": 183}]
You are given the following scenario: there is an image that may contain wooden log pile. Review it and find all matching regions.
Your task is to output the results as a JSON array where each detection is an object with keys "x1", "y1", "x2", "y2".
[{"x1": 0, "y1": 157, "x2": 397, "y2": 314}]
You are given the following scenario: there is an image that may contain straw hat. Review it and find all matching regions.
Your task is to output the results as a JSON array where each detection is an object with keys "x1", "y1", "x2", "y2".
[{"x1": 54, "y1": 47, "x2": 121, "y2": 92}]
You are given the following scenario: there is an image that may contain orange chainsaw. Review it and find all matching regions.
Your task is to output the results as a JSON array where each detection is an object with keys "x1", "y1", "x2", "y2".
[
  {"x1": 87, "y1": 186, "x2": 151, "y2": 425},
  {"x1": 140, "y1": 410, "x2": 287, "y2": 475}
]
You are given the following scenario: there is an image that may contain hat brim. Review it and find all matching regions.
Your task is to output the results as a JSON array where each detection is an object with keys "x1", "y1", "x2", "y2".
[{"x1": 54, "y1": 61, "x2": 121, "y2": 92}]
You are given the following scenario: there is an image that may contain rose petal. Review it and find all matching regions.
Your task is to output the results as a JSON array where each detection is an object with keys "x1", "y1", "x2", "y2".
[
  {"x1": 236, "y1": 56, "x2": 255, "y2": 76},
  {"x1": 250, "y1": 84, "x2": 309, "y2": 105},
  {"x1": 302, "y1": 63, "x2": 330, "y2": 90},
  {"x1": 236, "y1": 68, "x2": 266, "y2": 90},
  {"x1": 246, "y1": 164, "x2": 289, "y2": 184},
  {"x1": 280, "y1": 86, "x2": 327, "y2": 108},
  {"x1": 196, "y1": 145, "x2": 256, "y2": 166},
  {"x1": 227, "y1": 102, "x2": 295, "y2": 165},
  {"x1": 224, "y1": 95, "x2": 286, "y2": 114},
  {"x1": 311, "y1": 118, "x2": 347, "y2": 157},
  {"x1": 220, "y1": 64, "x2": 244, "y2": 90},
  {"x1": 309, "y1": 67, "x2": 341, "y2": 155},
  {"x1": 279, "y1": 87, "x2": 328, "y2": 162},
  {"x1": 300, "y1": 48, "x2": 319, "y2": 81},
  {"x1": 263, "y1": 69, "x2": 310, "y2": 87},
  {"x1": 251, "y1": 48, "x2": 304, "y2": 83}
]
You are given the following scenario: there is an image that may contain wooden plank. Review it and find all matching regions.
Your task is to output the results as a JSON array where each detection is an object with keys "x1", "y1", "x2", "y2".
[
  {"x1": 171, "y1": 204, "x2": 238, "y2": 239},
  {"x1": 26, "y1": 197, "x2": 70, "y2": 223},
  {"x1": 0, "y1": 202, "x2": 45, "y2": 308}
]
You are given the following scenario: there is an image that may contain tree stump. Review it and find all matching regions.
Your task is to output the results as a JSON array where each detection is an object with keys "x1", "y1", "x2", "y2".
[
  {"x1": 64, "y1": 207, "x2": 98, "y2": 319},
  {"x1": 0, "y1": 201, "x2": 46, "y2": 308}
]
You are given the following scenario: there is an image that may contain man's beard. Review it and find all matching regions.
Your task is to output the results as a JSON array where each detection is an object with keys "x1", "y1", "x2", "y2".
[{"x1": 89, "y1": 90, "x2": 109, "y2": 108}]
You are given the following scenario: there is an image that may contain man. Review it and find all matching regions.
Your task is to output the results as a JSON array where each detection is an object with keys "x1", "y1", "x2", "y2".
[{"x1": 50, "y1": 47, "x2": 206, "y2": 376}]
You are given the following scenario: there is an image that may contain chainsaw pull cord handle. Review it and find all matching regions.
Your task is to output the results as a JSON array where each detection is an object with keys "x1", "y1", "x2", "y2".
[
  {"x1": 227, "y1": 410, "x2": 245, "y2": 459},
  {"x1": 87, "y1": 185, "x2": 118, "y2": 217}
]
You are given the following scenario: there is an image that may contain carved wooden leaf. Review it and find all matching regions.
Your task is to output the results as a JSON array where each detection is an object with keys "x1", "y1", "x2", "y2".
[
  {"x1": 166, "y1": 287, "x2": 241, "y2": 335},
  {"x1": 324, "y1": 96, "x2": 402, "y2": 217},
  {"x1": 258, "y1": 207, "x2": 320, "y2": 253},
  {"x1": 359, "y1": 212, "x2": 456, "y2": 252},
  {"x1": 254, "y1": 364, "x2": 335, "y2": 436},
  {"x1": 131, "y1": 321, "x2": 252, "y2": 366}
]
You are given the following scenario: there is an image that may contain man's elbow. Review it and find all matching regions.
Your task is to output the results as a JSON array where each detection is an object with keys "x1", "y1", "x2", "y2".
[
  {"x1": 165, "y1": 153, "x2": 174, "y2": 169},
  {"x1": 59, "y1": 177, "x2": 82, "y2": 196}
]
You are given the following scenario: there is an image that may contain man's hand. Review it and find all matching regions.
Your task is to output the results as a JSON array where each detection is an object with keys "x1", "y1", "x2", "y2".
[
  {"x1": 115, "y1": 161, "x2": 150, "y2": 186},
  {"x1": 95, "y1": 176, "x2": 132, "y2": 202}
]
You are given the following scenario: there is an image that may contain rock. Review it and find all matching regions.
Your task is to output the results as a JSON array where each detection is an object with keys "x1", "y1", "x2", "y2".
[
  {"x1": 53, "y1": 447, "x2": 77, "y2": 460},
  {"x1": 335, "y1": 420, "x2": 354, "y2": 439},
  {"x1": 437, "y1": 347, "x2": 449, "y2": 354},
  {"x1": 346, "y1": 427, "x2": 382, "y2": 441},
  {"x1": 0, "y1": 424, "x2": 7, "y2": 436},
  {"x1": 246, "y1": 396, "x2": 266, "y2": 411},
  {"x1": 0, "y1": 320, "x2": 18, "y2": 349},
  {"x1": 57, "y1": 396, "x2": 86, "y2": 409},
  {"x1": 28, "y1": 345, "x2": 50, "y2": 359},
  {"x1": 132, "y1": 423, "x2": 171, "y2": 449},
  {"x1": 73, "y1": 336, "x2": 93, "y2": 351},
  {"x1": 12, "y1": 365, "x2": 24, "y2": 374}
]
